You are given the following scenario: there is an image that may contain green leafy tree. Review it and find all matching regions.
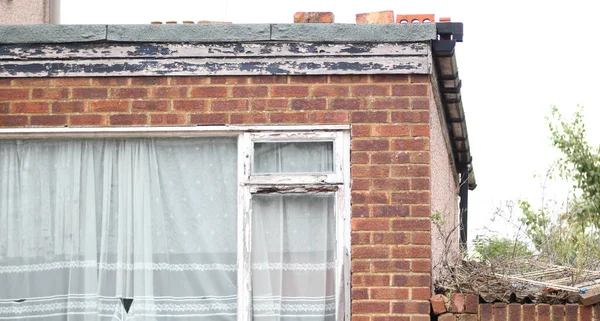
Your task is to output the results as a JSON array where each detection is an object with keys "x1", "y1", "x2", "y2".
[{"x1": 472, "y1": 235, "x2": 532, "y2": 263}]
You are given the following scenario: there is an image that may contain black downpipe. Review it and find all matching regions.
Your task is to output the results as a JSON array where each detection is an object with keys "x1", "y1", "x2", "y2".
[{"x1": 459, "y1": 167, "x2": 469, "y2": 250}]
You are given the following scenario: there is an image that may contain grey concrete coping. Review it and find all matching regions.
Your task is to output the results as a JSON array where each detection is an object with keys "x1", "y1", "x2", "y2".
[
  {"x1": 0, "y1": 24, "x2": 437, "y2": 44},
  {"x1": 0, "y1": 25, "x2": 106, "y2": 44}
]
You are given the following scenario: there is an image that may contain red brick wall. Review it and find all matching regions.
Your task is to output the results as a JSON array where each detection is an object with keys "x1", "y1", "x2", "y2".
[
  {"x1": 439, "y1": 302, "x2": 600, "y2": 321},
  {"x1": 0, "y1": 74, "x2": 432, "y2": 320}
]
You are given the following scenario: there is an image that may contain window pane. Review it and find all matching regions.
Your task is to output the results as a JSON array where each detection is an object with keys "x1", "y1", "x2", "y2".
[
  {"x1": 253, "y1": 141, "x2": 334, "y2": 174},
  {"x1": 251, "y1": 194, "x2": 336, "y2": 321},
  {"x1": 0, "y1": 137, "x2": 238, "y2": 320}
]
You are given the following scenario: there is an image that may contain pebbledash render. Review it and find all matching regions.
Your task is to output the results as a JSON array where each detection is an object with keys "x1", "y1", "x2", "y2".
[{"x1": 0, "y1": 23, "x2": 475, "y2": 321}]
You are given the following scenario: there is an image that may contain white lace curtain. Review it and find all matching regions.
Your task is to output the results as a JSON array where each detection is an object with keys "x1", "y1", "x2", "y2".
[{"x1": 0, "y1": 137, "x2": 336, "y2": 321}]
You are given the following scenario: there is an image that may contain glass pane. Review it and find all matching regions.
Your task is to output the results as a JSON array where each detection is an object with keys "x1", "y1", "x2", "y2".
[
  {"x1": 0, "y1": 137, "x2": 238, "y2": 320},
  {"x1": 251, "y1": 194, "x2": 336, "y2": 321},
  {"x1": 253, "y1": 141, "x2": 334, "y2": 174}
]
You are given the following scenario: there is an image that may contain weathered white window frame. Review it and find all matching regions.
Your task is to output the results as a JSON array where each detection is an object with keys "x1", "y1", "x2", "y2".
[{"x1": 0, "y1": 125, "x2": 351, "y2": 321}]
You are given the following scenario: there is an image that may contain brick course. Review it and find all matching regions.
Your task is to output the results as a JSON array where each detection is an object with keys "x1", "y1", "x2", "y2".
[{"x1": 0, "y1": 74, "x2": 432, "y2": 320}]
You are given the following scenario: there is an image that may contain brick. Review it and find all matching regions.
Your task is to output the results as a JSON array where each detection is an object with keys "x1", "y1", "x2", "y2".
[
  {"x1": 289, "y1": 76, "x2": 328, "y2": 84},
  {"x1": 353, "y1": 245, "x2": 389, "y2": 258},
  {"x1": 371, "y1": 260, "x2": 410, "y2": 272},
  {"x1": 592, "y1": 305, "x2": 599, "y2": 321},
  {"x1": 250, "y1": 76, "x2": 287, "y2": 84},
  {"x1": 352, "y1": 218, "x2": 389, "y2": 231},
  {"x1": 52, "y1": 101, "x2": 86, "y2": 113},
  {"x1": 438, "y1": 313, "x2": 457, "y2": 321},
  {"x1": 352, "y1": 206, "x2": 369, "y2": 217},
  {"x1": 0, "y1": 79, "x2": 11, "y2": 86},
  {"x1": 132, "y1": 100, "x2": 169, "y2": 112},
  {"x1": 0, "y1": 89, "x2": 29, "y2": 100},
  {"x1": 352, "y1": 85, "x2": 390, "y2": 97},
  {"x1": 411, "y1": 288, "x2": 431, "y2": 300},
  {"x1": 230, "y1": 113, "x2": 268, "y2": 124},
  {"x1": 310, "y1": 111, "x2": 349, "y2": 123},
  {"x1": 537, "y1": 304, "x2": 550, "y2": 321},
  {"x1": 371, "y1": 75, "x2": 409, "y2": 83},
  {"x1": 72, "y1": 88, "x2": 107, "y2": 99},
  {"x1": 269, "y1": 112, "x2": 309, "y2": 123},
  {"x1": 173, "y1": 100, "x2": 207, "y2": 111},
  {"x1": 356, "y1": 11, "x2": 395, "y2": 24},
  {"x1": 109, "y1": 114, "x2": 147, "y2": 125},
  {"x1": 352, "y1": 261, "x2": 370, "y2": 272},
  {"x1": 32, "y1": 88, "x2": 68, "y2": 99},
  {"x1": 508, "y1": 304, "x2": 522, "y2": 321},
  {"x1": 480, "y1": 304, "x2": 494, "y2": 321},
  {"x1": 329, "y1": 75, "x2": 369, "y2": 83},
  {"x1": 411, "y1": 259, "x2": 431, "y2": 272},
  {"x1": 291, "y1": 98, "x2": 326, "y2": 110},
  {"x1": 579, "y1": 305, "x2": 591, "y2": 321},
  {"x1": 13, "y1": 102, "x2": 49, "y2": 113},
  {"x1": 411, "y1": 98, "x2": 430, "y2": 110},
  {"x1": 565, "y1": 304, "x2": 578, "y2": 321},
  {"x1": 371, "y1": 97, "x2": 410, "y2": 110},
  {"x1": 551, "y1": 305, "x2": 565, "y2": 321},
  {"x1": 352, "y1": 191, "x2": 389, "y2": 204},
  {"x1": 494, "y1": 303, "x2": 507, "y2": 321},
  {"x1": 392, "y1": 84, "x2": 429, "y2": 96},
  {"x1": 91, "y1": 100, "x2": 129, "y2": 112},
  {"x1": 430, "y1": 295, "x2": 447, "y2": 314},
  {"x1": 452, "y1": 293, "x2": 465, "y2": 313},
  {"x1": 392, "y1": 138, "x2": 429, "y2": 151},
  {"x1": 372, "y1": 152, "x2": 410, "y2": 164},
  {"x1": 392, "y1": 192, "x2": 430, "y2": 204},
  {"x1": 0, "y1": 102, "x2": 9, "y2": 113},
  {"x1": 352, "y1": 139, "x2": 389, "y2": 151},
  {"x1": 132, "y1": 77, "x2": 168, "y2": 85},
  {"x1": 211, "y1": 100, "x2": 248, "y2": 111},
  {"x1": 30, "y1": 115, "x2": 68, "y2": 126},
  {"x1": 410, "y1": 152, "x2": 430, "y2": 164},
  {"x1": 411, "y1": 125, "x2": 430, "y2": 137},
  {"x1": 151, "y1": 87, "x2": 188, "y2": 98},
  {"x1": 169, "y1": 77, "x2": 209, "y2": 85},
  {"x1": 70, "y1": 114, "x2": 107, "y2": 126},
  {"x1": 352, "y1": 301, "x2": 390, "y2": 314},
  {"x1": 0, "y1": 115, "x2": 27, "y2": 126},
  {"x1": 150, "y1": 114, "x2": 188, "y2": 125},
  {"x1": 294, "y1": 12, "x2": 334, "y2": 23},
  {"x1": 351, "y1": 232, "x2": 371, "y2": 245},
  {"x1": 352, "y1": 274, "x2": 390, "y2": 286},
  {"x1": 391, "y1": 165, "x2": 430, "y2": 177},
  {"x1": 251, "y1": 99, "x2": 288, "y2": 111},
  {"x1": 522, "y1": 304, "x2": 536, "y2": 321},
  {"x1": 92, "y1": 78, "x2": 129, "y2": 86},
  {"x1": 330, "y1": 98, "x2": 365, "y2": 110},
  {"x1": 352, "y1": 165, "x2": 389, "y2": 177},
  {"x1": 210, "y1": 76, "x2": 249, "y2": 85},
  {"x1": 352, "y1": 124, "x2": 370, "y2": 137},
  {"x1": 391, "y1": 245, "x2": 430, "y2": 258},
  {"x1": 52, "y1": 78, "x2": 91, "y2": 86},
  {"x1": 352, "y1": 316, "x2": 371, "y2": 321},
  {"x1": 371, "y1": 288, "x2": 409, "y2": 300},
  {"x1": 411, "y1": 205, "x2": 431, "y2": 218},
  {"x1": 232, "y1": 86, "x2": 268, "y2": 98},
  {"x1": 271, "y1": 86, "x2": 309, "y2": 97},
  {"x1": 372, "y1": 124, "x2": 409, "y2": 137},
  {"x1": 372, "y1": 232, "x2": 409, "y2": 244},
  {"x1": 312, "y1": 85, "x2": 349, "y2": 97},
  {"x1": 352, "y1": 288, "x2": 369, "y2": 300},
  {"x1": 372, "y1": 178, "x2": 410, "y2": 191},
  {"x1": 411, "y1": 178, "x2": 430, "y2": 190},
  {"x1": 411, "y1": 75, "x2": 430, "y2": 83},
  {"x1": 190, "y1": 86, "x2": 227, "y2": 98},
  {"x1": 391, "y1": 111, "x2": 429, "y2": 123},
  {"x1": 352, "y1": 178, "x2": 370, "y2": 190},
  {"x1": 411, "y1": 232, "x2": 431, "y2": 244},
  {"x1": 351, "y1": 151, "x2": 369, "y2": 164},
  {"x1": 458, "y1": 315, "x2": 478, "y2": 321},
  {"x1": 391, "y1": 218, "x2": 431, "y2": 231},
  {"x1": 392, "y1": 274, "x2": 430, "y2": 287},
  {"x1": 11, "y1": 79, "x2": 51, "y2": 86},
  {"x1": 392, "y1": 301, "x2": 429, "y2": 314},
  {"x1": 190, "y1": 113, "x2": 229, "y2": 125},
  {"x1": 351, "y1": 111, "x2": 388, "y2": 123}
]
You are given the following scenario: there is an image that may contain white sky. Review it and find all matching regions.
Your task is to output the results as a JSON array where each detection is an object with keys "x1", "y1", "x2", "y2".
[{"x1": 60, "y1": 0, "x2": 600, "y2": 244}]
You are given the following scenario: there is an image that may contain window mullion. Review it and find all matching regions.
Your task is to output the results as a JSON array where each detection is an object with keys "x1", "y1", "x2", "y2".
[{"x1": 237, "y1": 134, "x2": 252, "y2": 321}]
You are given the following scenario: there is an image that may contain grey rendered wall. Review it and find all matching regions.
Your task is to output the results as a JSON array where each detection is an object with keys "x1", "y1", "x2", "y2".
[{"x1": 0, "y1": 0, "x2": 49, "y2": 24}]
